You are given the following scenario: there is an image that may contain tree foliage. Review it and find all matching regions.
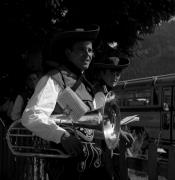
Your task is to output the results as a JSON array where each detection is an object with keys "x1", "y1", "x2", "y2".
[{"x1": 2, "y1": 0, "x2": 175, "y2": 56}]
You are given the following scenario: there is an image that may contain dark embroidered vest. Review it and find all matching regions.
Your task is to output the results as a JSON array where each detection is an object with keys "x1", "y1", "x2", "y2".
[{"x1": 48, "y1": 68, "x2": 94, "y2": 142}]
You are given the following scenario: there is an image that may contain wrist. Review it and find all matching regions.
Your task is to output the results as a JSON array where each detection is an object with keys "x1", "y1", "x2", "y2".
[{"x1": 61, "y1": 131, "x2": 69, "y2": 142}]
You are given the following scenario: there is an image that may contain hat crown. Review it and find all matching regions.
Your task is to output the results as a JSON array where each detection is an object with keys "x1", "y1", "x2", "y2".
[
  {"x1": 94, "y1": 41, "x2": 130, "y2": 70},
  {"x1": 55, "y1": 24, "x2": 100, "y2": 40},
  {"x1": 74, "y1": 28, "x2": 85, "y2": 32},
  {"x1": 108, "y1": 57, "x2": 120, "y2": 66}
]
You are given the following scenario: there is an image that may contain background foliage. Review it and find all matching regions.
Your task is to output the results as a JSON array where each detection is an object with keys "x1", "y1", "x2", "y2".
[
  {"x1": 122, "y1": 19, "x2": 175, "y2": 80},
  {"x1": 1, "y1": 0, "x2": 175, "y2": 76}
]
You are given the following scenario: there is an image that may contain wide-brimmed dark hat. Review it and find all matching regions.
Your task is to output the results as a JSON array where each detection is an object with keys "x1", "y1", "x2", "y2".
[
  {"x1": 52, "y1": 24, "x2": 100, "y2": 42},
  {"x1": 94, "y1": 57, "x2": 130, "y2": 71},
  {"x1": 46, "y1": 24, "x2": 100, "y2": 60},
  {"x1": 93, "y1": 41, "x2": 130, "y2": 71}
]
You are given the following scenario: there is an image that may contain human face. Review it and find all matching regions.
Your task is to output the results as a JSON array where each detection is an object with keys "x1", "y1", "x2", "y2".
[
  {"x1": 26, "y1": 73, "x2": 39, "y2": 90},
  {"x1": 66, "y1": 41, "x2": 94, "y2": 71},
  {"x1": 101, "y1": 69, "x2": 121, "y2": 88}
]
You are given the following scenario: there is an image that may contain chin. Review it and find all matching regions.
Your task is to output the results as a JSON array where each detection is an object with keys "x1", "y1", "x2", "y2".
[{"x1": 82, "y1": 65, "x2": 89, "y2": 70}]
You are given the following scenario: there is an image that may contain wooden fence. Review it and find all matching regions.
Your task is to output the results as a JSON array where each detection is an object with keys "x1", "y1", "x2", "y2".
[
  {"x1": 125, "y1": 143, "x2": 175, "y2": 180},
  {"x1": 0, "y1": 121, "x2": 48, "y2": 180}
]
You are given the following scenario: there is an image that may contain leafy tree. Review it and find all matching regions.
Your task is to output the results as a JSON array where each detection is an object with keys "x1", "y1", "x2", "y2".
[
  {"x1": 1, "y1": 0, "x2": 175, "y2": 71},
  {"x1": 2, "y1": 0, "x2": 175, "y2": 54}
]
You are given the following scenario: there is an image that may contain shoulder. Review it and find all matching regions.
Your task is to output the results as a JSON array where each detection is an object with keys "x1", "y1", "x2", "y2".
[
  {"x1": 93, "y1": 82, "x2": 104, "y2": 94},
  {"x1": 46, "y1": 69, "x2": 65, "y2": 89},
  {"x1": 48, "y1": 67, "x2": 78, "y2": 88}
]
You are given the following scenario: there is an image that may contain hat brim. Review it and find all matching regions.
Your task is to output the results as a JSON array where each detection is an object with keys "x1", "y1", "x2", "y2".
[
  {"x1": 53, "y1": 25, "x2": 100, "y2": 41},
  {"x1": 94, "y1": 58, "x2": 130, "y2": 71},
  {"x1": 94, "y1": 63, "x2": 129, "y2": 70},
  {"x1": 52, "y1": 24, "x2": 100, "y2": 43}
]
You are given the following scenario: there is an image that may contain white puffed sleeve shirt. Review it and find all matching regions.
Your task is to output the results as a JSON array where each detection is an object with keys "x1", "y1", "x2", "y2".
[{"x1": 21, "y1": 74, "x2": 98, "y2": 144}]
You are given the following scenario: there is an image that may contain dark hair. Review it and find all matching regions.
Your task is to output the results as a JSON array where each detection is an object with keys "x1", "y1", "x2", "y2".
[{"x1": 42, "y1": 38, "x2": 76, "y2": 73}]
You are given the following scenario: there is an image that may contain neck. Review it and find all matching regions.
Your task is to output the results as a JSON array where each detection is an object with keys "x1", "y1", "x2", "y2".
[{"x1": 64, "y1": 60, "x2": 83, "y2": 76}]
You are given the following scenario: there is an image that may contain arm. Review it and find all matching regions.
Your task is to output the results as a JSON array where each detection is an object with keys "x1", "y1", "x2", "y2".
[
  {"x1": 21, "y1": 75, "x2": 69, "y2": 144},
  {"x1": 11, "y1": 95, "x2": 24, "y2": 121},
  {"x1": 119, "y1": 128, "x2": 135, "y2": 148}
]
